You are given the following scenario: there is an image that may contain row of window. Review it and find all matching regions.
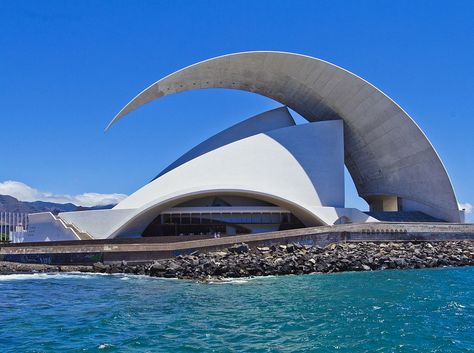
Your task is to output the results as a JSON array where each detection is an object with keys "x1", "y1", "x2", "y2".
[{"x1": 159, "y1": 212, "x2": 294, "y2": 225}]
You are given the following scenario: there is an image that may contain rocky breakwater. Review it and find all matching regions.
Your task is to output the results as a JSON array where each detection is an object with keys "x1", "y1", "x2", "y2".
[
  {"x1": 1, "y1": 241, "x2": 474, "y2": 279},
  {"x1": 146, "y1": 240, "x2": 474, "y2": 280}
]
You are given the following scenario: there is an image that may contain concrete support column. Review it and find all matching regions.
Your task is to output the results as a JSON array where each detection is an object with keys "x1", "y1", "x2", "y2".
[{"x1": 367, "y1": 195, "x2": 399, "y2": 212}]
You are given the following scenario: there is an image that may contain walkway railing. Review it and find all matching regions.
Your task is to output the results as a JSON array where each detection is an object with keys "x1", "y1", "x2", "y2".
[{"x1": 0, "y1": 212, "x2": 29, "y2": 243}]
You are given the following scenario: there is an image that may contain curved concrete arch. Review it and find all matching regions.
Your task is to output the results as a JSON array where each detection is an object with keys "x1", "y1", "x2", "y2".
[
  {"x1": 107, "y1": 51, "x2": 460, "y2": 222},
  {"x1": 108, "y1": 189, "x2": 328, "y2": 239}
]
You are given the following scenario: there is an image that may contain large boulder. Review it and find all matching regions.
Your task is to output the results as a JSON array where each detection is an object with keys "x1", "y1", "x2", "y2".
[{"x1": 228, "y1": 243, "x2": 250, "y2": 254}]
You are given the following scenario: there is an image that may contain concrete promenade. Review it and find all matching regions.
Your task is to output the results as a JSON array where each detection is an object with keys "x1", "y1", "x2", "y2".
[{"x1": 1, "y1": 222, "x2": 474, "y2": 265}]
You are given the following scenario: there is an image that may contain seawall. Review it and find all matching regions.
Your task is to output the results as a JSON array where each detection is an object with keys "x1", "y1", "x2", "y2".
[
  {"x1": 2, "y1": 240, "x2": 474, "y2": 279},
  {"x1": 1, "y1": 222, "x2": 474, "y2": 265}
]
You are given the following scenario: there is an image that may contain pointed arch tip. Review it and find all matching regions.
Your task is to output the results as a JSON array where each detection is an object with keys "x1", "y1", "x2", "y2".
[{"x1": 105, "y1": 114, "x2": 121, "y2": 132}]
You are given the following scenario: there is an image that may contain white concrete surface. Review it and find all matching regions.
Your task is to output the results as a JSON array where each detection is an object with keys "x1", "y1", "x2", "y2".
[
  {"x1": 58, "y1": 209, "x2": 135, "y2": 240},
  {"x1": 108, "y1": 120, "x2": 345, "y2": 237},
  {"x1": 106, "y1": 51, "x2": 460, "y2": 223},
  {"x1": 307, "y1": 207, "x2": 379, "y2": 225},
  {"x1": 117, "y1": 120, "x2": 344, "y2": 210},
  {"x1": 24, "y1": 212, "x2": 79, "y2": 242},
  {"x1": 156, "y1": 106, "x2": 295, "y2": 179}
]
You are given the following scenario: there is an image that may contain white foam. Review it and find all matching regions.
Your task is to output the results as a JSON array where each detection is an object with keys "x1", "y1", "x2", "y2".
[
  {"x1": 0, "y1": 272, "x2": 105, "y2": 281},
  {"x1": 98, "y1": 343, "x2": 113, "y2": 350},
  {"x1": 211, "y1": 278, "x2": 250, "y2": 284},
  {"x1": 207, "y1": 275, "x2": 276, "y2": 285}
]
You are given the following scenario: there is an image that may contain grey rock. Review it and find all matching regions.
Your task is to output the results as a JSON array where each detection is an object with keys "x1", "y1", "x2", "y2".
[{"x1": 228, "y1": 243, "x2": 250, "y2": 254}]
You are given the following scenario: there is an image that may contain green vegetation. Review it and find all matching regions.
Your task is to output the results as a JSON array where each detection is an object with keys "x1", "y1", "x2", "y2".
[{"x1": 0, "y1": 232, "x2": 9, "y2": 242}]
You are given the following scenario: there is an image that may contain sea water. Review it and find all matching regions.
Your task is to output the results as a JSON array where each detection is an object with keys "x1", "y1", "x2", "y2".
[{"x1": 1, "y1": 267, "x2": 474, "y2": 352}]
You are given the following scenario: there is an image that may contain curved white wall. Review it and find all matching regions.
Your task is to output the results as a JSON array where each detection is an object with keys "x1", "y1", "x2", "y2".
[
  {"x1": 156, "y1": 106, "x2": 295, "y2": 179},
  {"x1": 116, "y1": 121, "x2": 343, "y2": 210},
  {"x1": 108, "y1": 120, "x2": 344, "y2": 237}
]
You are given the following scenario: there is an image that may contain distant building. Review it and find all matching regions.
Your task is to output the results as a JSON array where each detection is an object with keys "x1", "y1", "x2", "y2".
[{"x1": 26, "y1": 52, "x2": 464, "y2": 242}]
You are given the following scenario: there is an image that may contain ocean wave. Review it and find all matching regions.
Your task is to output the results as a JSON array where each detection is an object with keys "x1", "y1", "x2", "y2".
[
  {"x1": 209, "y1": 278, "x2": 251, "y2": 284},
  {"x1": 207, "y1": 275, "x2": 277, "y2": 285},
  {"x1": 1, "y1": 267, "x2": 474, "y2": 352},
  {"x1": 0, "y1": 272, "x2": 196, "y2": 283},
  {"x1": 0, "y1": 272, "x2": 109, "y2": 281}
]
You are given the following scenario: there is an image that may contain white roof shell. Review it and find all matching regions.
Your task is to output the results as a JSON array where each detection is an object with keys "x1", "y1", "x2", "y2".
[
  {"x1": 107, "y1": 51, "x2": 460, "y2": 222},
  {"x1": 56, "y1": 110, "x2": 378, "y2": 240},
  {"x1": 109, "y1": 118, "x2": 347, "y2": 238}
]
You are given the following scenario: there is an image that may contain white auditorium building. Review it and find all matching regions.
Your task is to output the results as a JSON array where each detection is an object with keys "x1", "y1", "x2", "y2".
[{"x1": 25, "y1": 52, "x2": 465, "y2": 242}]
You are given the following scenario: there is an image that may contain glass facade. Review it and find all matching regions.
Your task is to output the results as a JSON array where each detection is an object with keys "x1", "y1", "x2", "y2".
[{"x1": 142, "y1": 210, "x2": 305, "y2": 237}]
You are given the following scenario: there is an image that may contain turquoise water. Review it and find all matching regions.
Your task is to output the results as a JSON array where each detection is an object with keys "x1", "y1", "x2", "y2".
[{"x1": 1, "y1": 268, "x2": 474, "y2": 352}]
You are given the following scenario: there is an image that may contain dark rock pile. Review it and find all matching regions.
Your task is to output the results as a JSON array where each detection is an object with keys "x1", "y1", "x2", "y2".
[
  {"x1": 144, "y1": 241, "x2": 474, "y2": 280},
  {"x1": 2, "y1": 241, "x2": 474, "y2": 279}
]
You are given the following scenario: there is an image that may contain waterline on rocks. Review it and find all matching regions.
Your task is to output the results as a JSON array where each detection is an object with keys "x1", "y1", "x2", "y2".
[{"x1": 2, "y1": 240, "x2": 474, "y2": 281}]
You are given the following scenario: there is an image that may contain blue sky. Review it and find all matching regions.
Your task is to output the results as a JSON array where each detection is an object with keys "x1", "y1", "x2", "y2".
[{"x1": 0, "y1": 1, "x2": 473, "y2": 218}]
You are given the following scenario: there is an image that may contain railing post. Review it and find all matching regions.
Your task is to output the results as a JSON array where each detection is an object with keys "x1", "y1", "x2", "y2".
[{"x1": 9, "y1": 212, "x2": 11, "y2": 242}]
